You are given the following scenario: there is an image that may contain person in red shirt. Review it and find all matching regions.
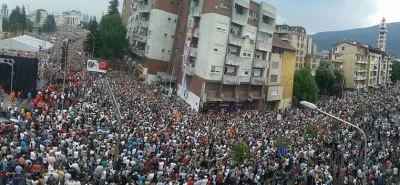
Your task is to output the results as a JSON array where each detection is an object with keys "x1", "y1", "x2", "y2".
[{"x1": 32, "y1": 163, "x2": 41, "y2": 173}]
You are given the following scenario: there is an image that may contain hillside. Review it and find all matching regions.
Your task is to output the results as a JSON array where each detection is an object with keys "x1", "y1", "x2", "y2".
[{"x1": 311, "y1": 22, "x2": 400, "y2": 57}]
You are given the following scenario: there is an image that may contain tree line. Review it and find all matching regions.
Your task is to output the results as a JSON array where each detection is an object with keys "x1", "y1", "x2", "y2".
[
  {"x1": 83, "y1": 0, "x2": 128, "y2": 60},
  {"x1": 2, "y1": 6, "x2": 56, "y2": 37}
]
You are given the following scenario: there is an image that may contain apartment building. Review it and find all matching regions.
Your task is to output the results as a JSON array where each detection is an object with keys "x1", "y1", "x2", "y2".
[
  {"x1": 304, "y1": 37, "x2": 320, "y2": 75},
  {"x1": 330, "y1": 41, "x2": 392, "y2": 90},
  {"x1": 275, "y1": 24, "x2": 307, "y2": 69},
  {"x1": 126, "y1": 0, "x2": 186, "y2": 83},
  {"x1": 175, "y1": 0, "x2": 277, "y2": 112},
  {"x1": 121, "y1": 0, "x2": 132, "y2": 26}
]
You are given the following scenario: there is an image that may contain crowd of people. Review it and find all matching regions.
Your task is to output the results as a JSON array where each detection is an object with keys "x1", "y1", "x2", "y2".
[{"x1": 1, "y1": 29, "x2": 400, "y2": 185}]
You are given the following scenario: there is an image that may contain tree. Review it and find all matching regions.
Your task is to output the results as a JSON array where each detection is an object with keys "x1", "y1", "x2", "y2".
[
  {"x1": 35, "y1": 10, "x2": 41, "y2": 24},
  {"x1": 2, "y1": 17, "x2": 9, "y2": 32},
  {"x1": 42, "y1": 14, "x2": 56, "y2": 33},
  {"x1": 8, "y1": 6, "x2": 24, "y2": 35},
  {"x1": 230, "y1": 143, "x2": 250, "y2": 165},
  {"x1": 293, "y1": 68, "x2": 318, "y2": 105},
  {"x1": 21, "y1": 6, "x2": 27, "y2": 31},
  {"x1": 315, "y1": 65, "x2": 335, "y2": 95},
  {"x1": 305, "y1": 125, "x2": 318, "y2": 138},
  {"x1": 108, "y1": 0, "x2": 120, "y2": 15},
  {"x1": 27, "y1": 20, "x2": 34, "y2": 32},
  {"x1": 391, "y1": 60, "x2": 400, "y2": 83},
  {"x1": 83, "y1": 17, "x2": 100, "y2": 57},
  {"x1": 98, "y1": 14, "x2": 128, "y2": 59}
]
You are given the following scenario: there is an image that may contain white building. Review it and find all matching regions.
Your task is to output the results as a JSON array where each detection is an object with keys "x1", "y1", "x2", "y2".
[
  {"x1": 377, "y1": 17, "x2": 387, "y2": 51},
  {"x1": 63, "y1": 10, "x2": 82, "y2": 27},
  {"x1": 178, "y1": 0, "x2": 276, "y2": 111},
  {"x1": 53, "y1": 13, "x2": 64, "y2": 27},
  {"x1": 37, "y1": 9, "x2": 48, "y2": 27}
]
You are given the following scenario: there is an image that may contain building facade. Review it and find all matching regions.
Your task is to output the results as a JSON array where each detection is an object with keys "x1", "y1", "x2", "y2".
[
  {"x1": 304, "y1": 37, "x2": 320, "y2": 75},
  {"x1": 63, "y1": 10, "x2": 82, "y2": 27},
  {"x1": 121, "y1": 0, "x2": 132, "y2": 26},
  {"x1": 377, "y1": 17, "x2": 387, "y2": 51},
  {"x1": 330, "y1": 42, "x2": 392, "y2": 90},
  {"x1": 275, "y1": 24, "x2": 307, "y2": 69},
  {"x1": 174, "y1": 0, "x2": 277, "y2": 112}
]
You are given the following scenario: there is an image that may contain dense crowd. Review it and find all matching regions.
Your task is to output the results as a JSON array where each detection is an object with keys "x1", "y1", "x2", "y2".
[{"x1": 1, "y1": 29, "x2": 400, "y2": 185}]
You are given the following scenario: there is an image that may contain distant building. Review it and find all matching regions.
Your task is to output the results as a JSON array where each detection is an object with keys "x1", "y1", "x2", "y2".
[
  {"x1": 1, "y1": 4, "x2": 8, "y2": 18},
  {"x1": 35, "y1": 9, "x2": 48, "y2": 27},
  {"x1": 63, "y1": 10, "x2": 82, "y2": 27},
  {"x1": 304, "y1": 36, "x2": 320, "y2": 75},
  {"x1": 377, "y1": 17, "x2": 387, "y2": 51},
  {"x1": 318, "y1": 50, "x2": 330, "y2": 59},
  {"x1": 53, "y1": 13, "x2": 64, "y2": 27},
  {"x1": 306, "y1": 37, "x2": 312, "y2": 54},
  {"x1": 275, "y1": 24, "x2": 307, "y2": 69},
  {"x1": 81, "y1": 14, "x2": 90, "y2": 23}
]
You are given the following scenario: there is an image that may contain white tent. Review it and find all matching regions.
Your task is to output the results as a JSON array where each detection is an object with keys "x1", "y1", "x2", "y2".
[{"x1": 0, "y1": 35, "x2": 54, "y2": 52}]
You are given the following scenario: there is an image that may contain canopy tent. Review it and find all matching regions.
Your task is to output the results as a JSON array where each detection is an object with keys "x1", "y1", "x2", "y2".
[{"x1": 0, "y1": 35, "x2": 54, "y2": 52}]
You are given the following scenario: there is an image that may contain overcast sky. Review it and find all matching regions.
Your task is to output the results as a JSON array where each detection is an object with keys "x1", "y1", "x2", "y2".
[{"x1": 4, "y1": 0, "x2": 400, "y2": 34}]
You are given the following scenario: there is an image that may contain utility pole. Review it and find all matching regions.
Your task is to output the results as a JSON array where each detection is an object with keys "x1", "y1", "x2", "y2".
[{"x1": 104, "y1": 76, "x2": 123, "y2": 161}]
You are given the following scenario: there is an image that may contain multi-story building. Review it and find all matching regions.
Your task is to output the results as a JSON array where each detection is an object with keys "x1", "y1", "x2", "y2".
[
  {"x1": 306, "y1": 37, "x2": 312, "y2": 54},
  {"x1": 126, "y1": 0, "x2": 185, "y2": 83},
  {"x1": 36, "y1": 9, "x2": 49, "y2": 27},
  {"x1": 121, "y1": 0, "x2": 132, "y2": 26},
  {"x1": 305, "y1": 37, "x2": 320, "y2": 75},
  {"x1": 1, "y1": 4, "x2": 8, "y2": 18},
  {"x1": 318, "y1": 50, "x2": 330, "y2": 59},
  {"x1": 63, "y1": 10, "x2": 82, "y2": 27},
  {"x1": 175, "y1": 0, "x2": 277, "y2": 112},
  {"x1": 377, "y1": 17, "x2": 387, "y2": 51},
  {"x1": 275, "y1": 24, "x2": 307, "y2": 69},
  {"x1": 330, "y1": 41, "x2": 391, "y2": 90}
]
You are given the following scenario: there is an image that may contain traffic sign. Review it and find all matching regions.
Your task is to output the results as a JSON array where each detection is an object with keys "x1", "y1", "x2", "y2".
[{"x1": 278, "y1": 145, "x2": 287, "y2": 155}]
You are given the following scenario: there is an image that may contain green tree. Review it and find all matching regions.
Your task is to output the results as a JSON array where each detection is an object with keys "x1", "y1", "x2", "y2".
[
  {"x1": 305, "y1": 125, "x2": 318, "y2": 138},
  {"x1": 35, "y1": 10, "x2": 41, "y2": 24},
  {"x1": 83, "y1": 17, "x2": 100, "y2": 57},
  {"x1": 320, "y1": 60, "x2": 331, "y2": 67},
  {"x1": 27, "y1": 20, "x2": 34, "y2": 32},
  {"x1": 230, "y1": 143, "x2": 250, "y2": 165},
  {"x1": 275, "y1": 136, "x2": 291, "y2": 146},
  {"x1": 2, "y1": 17, "x2": 9, "y2": 32},
  {"x1": 8, "y1": 6, "x2": 24, "y2": 35},
  {"x1": 42, "y1": 14, "x2": 56, "y2": 33},
  {"x1": 315, "y1": 64, "x2": 335, "y2": 95},
  {"x1": 332, "y1": 69, "x2": 345, "y2": 97},
  {"x1": 108, "y1": 0, "x2": 120, "y2": 15},
  {"x1": 391, "y1": 60, "x2": 400, "y2": 83},
  {"x1": 21, "y1": 6, "x2": 27, "y2": 31},
  {"x1": 98, "y1": 13, "x2": 128, "y2": 59},
  {"x1": 293, "y1": 68, "x2": 318, "y2": 105}
]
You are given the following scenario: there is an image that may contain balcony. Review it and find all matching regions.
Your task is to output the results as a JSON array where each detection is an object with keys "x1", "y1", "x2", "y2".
[
  {"x1": 255, "y1": 41, "x2": 272, "y2": 51},
  {"x1": 356, "y1": 60, "x2": 367, "y2": 64},
  {"x1": 228, "y1": 34, "x2": 245, "y2": 46},
  {"x1": 132, "y1": 47, "x2": 145, "y2": 57},
  {"x1": 225, "y1": 54, "x2": 242, "y2": 66},
  {"x1": 189, "y1": 47, "x2": 197, "y2": 57},
  {"x1": 251, "y1": 77, "x2": 267, "y2": 85},
  {"x1": 354, "y1": 76, "x2": 367, "y2": 80},
  {"x1": 132, "y1": 33, "x2": 148, "y2": 43},
  {"x1": 185, "y1": 66, "x2": 195, "y2": 75},
  {"x1": 136, "y1": 18, "x2": 149, "y2": 28},
  {"x1": 259, "y1": 23, "x2": 275, "y2": 34},
  {"x1": 253, "y1": 58, "x2": 268, "y2": 68},
  {"x1": 191, "y1": 6, "x2": 201, "y2": 17},
  {"x1": 234, "y1": 0, "x2": 250, "y2": 8},
  {"x1": 232, "y1": 13, "x2": 248, "y2": 26},
  {"x1": 275, "y1": 29, "x2": 289, "y2": 34},
  {"x1": 331, "y1": 58, "x2": 344, "y2": 63},
  {"x1": 222, "y1": 75, "x2": 241, "y2": 85},
  {"x1": 270, "y1": 53, "x2": 283, "y2": 63},
  {"x1": 137, "y1": 3, "x2": 151, "y2": 12},
  {"x1": 193, "y1": 28, "x2": 200, "y2": 38}
]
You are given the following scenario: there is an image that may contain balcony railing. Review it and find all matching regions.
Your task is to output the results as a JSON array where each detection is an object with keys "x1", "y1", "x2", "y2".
[
  {"x1": 136, "y1": 18, "x2": 149, "y2": 28},
  {"x1": 241, "y1": 76, "x2": 251, "y2": 83},
  {"x1": 132, "y1": 47, "x2": 145, "y2": 57},
  {"x1": 255, "y1": 41, "x2": 272, "y2": 51},
  {"x1": 191, "y1": 6, "x2": 201, "y2": 17},
  {"x1": 331, "y1": 58, "x2": 344, "y2": 63},
  {"x1": 228, "y1": 34, "x2": 245, "y2": 46},
  {"x1": 137, "y1": 3, "x2": 151, "y2": 12},
  {"x1": 253, "y1": 58, "x2": 268, "y2": 68},
  {"x1": 232, "y1": 13, "x2": 248, "y2": 26},
  {"x1": 234, "y1": 0, "x2": 250, "y2": 8},
  {"x1": 225, "y1": 54, "x2": 242, "y2": 66},
  {"x1": 275, "y1": 29, "x2": 289, "y2": 34},
  {"x1": 251, "y1": 77, "x2": 267, "y2": 85},
  {"x1": 356, "y1": 60, "x2": 367, "y2": 64},
  {"x1": 132, "y1": 33, "x2": 148, "y2": 43},
  {"x1": 222, "y1": 75, "x2": 241, "y2": 85},
  {"x1": 259, "y1": 23, "x2": 275, "y2": 34},
  {"x1": 185, "y1": 66, "x2": 195, "y2": 75}
]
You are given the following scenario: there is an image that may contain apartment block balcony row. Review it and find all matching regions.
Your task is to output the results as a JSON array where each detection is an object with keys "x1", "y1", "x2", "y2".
[
  {"x1": 354, "y1": 76, "x2": 367, "y2": 80},
  {"x1": 132, "y1": 32, "x2": 148, "y2": 43},
  {"x1": 137, "y1": 2, "x2": 151, "y2": 12},
  {"x1": 235, "y1": 0, "x2": 250, "y2": 8},
  {"x1": 135, "y1": 18, "x2": 149, "y2": 28},
  {"x1": 331, "y1": 58, "x2": 344, "y2": 63},
  {"x1": 222, "y1": 75, "x2": 267, "y2": 85},
  {"x1": 255, "y1": 41, "x2": 272, "y2": 51},
  {"x1": 232, "y1": 13, "x2": 248, "y2": 26},
  {"x1": 225, "y1": 54, "x2": 269, "y2": 68},
  {"x1": 191, "y1": 6, "x2": 201, "y2": 17},
  {"x1": 356, "y1": 60, "x2": 368, "y2": 64}
]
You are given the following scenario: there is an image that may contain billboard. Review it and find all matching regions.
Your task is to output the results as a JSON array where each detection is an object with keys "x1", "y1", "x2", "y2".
[{"x1": 87, "y1": 59, "x2": 108, "y2": 73}]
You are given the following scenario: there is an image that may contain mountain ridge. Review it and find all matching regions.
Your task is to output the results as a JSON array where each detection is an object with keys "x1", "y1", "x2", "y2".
[{"x1": 311, "y1": 22, "x2": 400, "y2": 57}]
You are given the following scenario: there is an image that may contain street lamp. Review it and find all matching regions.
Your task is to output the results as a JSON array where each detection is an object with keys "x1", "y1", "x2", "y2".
[
  {"x1": 300, "y1": 101, "x2": 368, "y2": 184},
  {"x1": 87, "y1": 32, "x2": 95, "y2": 58}
]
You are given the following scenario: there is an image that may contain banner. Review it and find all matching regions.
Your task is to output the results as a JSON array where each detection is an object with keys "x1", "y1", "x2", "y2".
[
  {"x1": 178, "y1": 27, "x2": 194, "y2": 97},
  {"x1": 87, "y1": 59, "x2": 108, "y2": 73}
]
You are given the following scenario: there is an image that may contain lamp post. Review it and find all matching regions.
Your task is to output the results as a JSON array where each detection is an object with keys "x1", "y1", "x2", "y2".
[
  {"x1": 104, "y1": 76, "x2": 123, "y2": 161},
  {"x1": 300, "y1": 101, "x2": 368, "y2": 184},
  {"x1": 87, "y1": 32, "x2": 95, "y2": 58},
  {"x1": 61, "y1": 39, "x2": 69, "y2": 110},
  {"x1": 0, "y1": 59, "x2": 15, "y2": 93},
  {"x1": 282, "y1": 78, "x2": 293, "y2": 110}
]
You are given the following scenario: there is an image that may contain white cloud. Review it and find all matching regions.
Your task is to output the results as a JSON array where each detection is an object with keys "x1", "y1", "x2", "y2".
[{"x1": 369, "y1": 0, "x2": 400, "y2": 25}]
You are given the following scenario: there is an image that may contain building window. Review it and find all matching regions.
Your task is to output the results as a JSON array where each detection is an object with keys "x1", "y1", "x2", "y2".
[
  {"x1": 224, "y1": 66, "x2": 235, "y2": 75},
  {"x1": 213, "y1": 44, "x2": 224, "y2": 53},
  {"x1": 249, "y1": 10, "x2": 257, "y2": 20},
  {"x1": 252, "y1": 68, "x2": 262, "y2": 77},
  {"x1": 271, "y1": 62, "x2": 279, "y2": 69},
  {"x1": 148, "y1": 30, "x2": 152, "y2": 37},
  {"x1": 242, "y1": 50, "x2": 252, "y2": 58},
  {"x1": 162, "y1": 49, "x2": 165, "y2": 53},
  {"x1": 241, "y1": 69, "x2": 250, "y2": 76},
  {"x1": 216, "y1": 22, "x2": 228, "y2": 32},
  {"x1": 270, "y1": 75, "x2": 278, "y2": 82},
  {"x1": 164, "y1": 33, "x2": 167, "y2": 38},
  {"x1": 342, "y1": 47, "x2": 345, "y2": 50},
  {"x1": 211, "y1": 66, "x2": 221, "y2": 73},
  {"x1": 244, "y1": 30, "x2": 255, "y2": 39},
  {"x1": 168, "y1": 18, "x2": 171, "y2": 21}
]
